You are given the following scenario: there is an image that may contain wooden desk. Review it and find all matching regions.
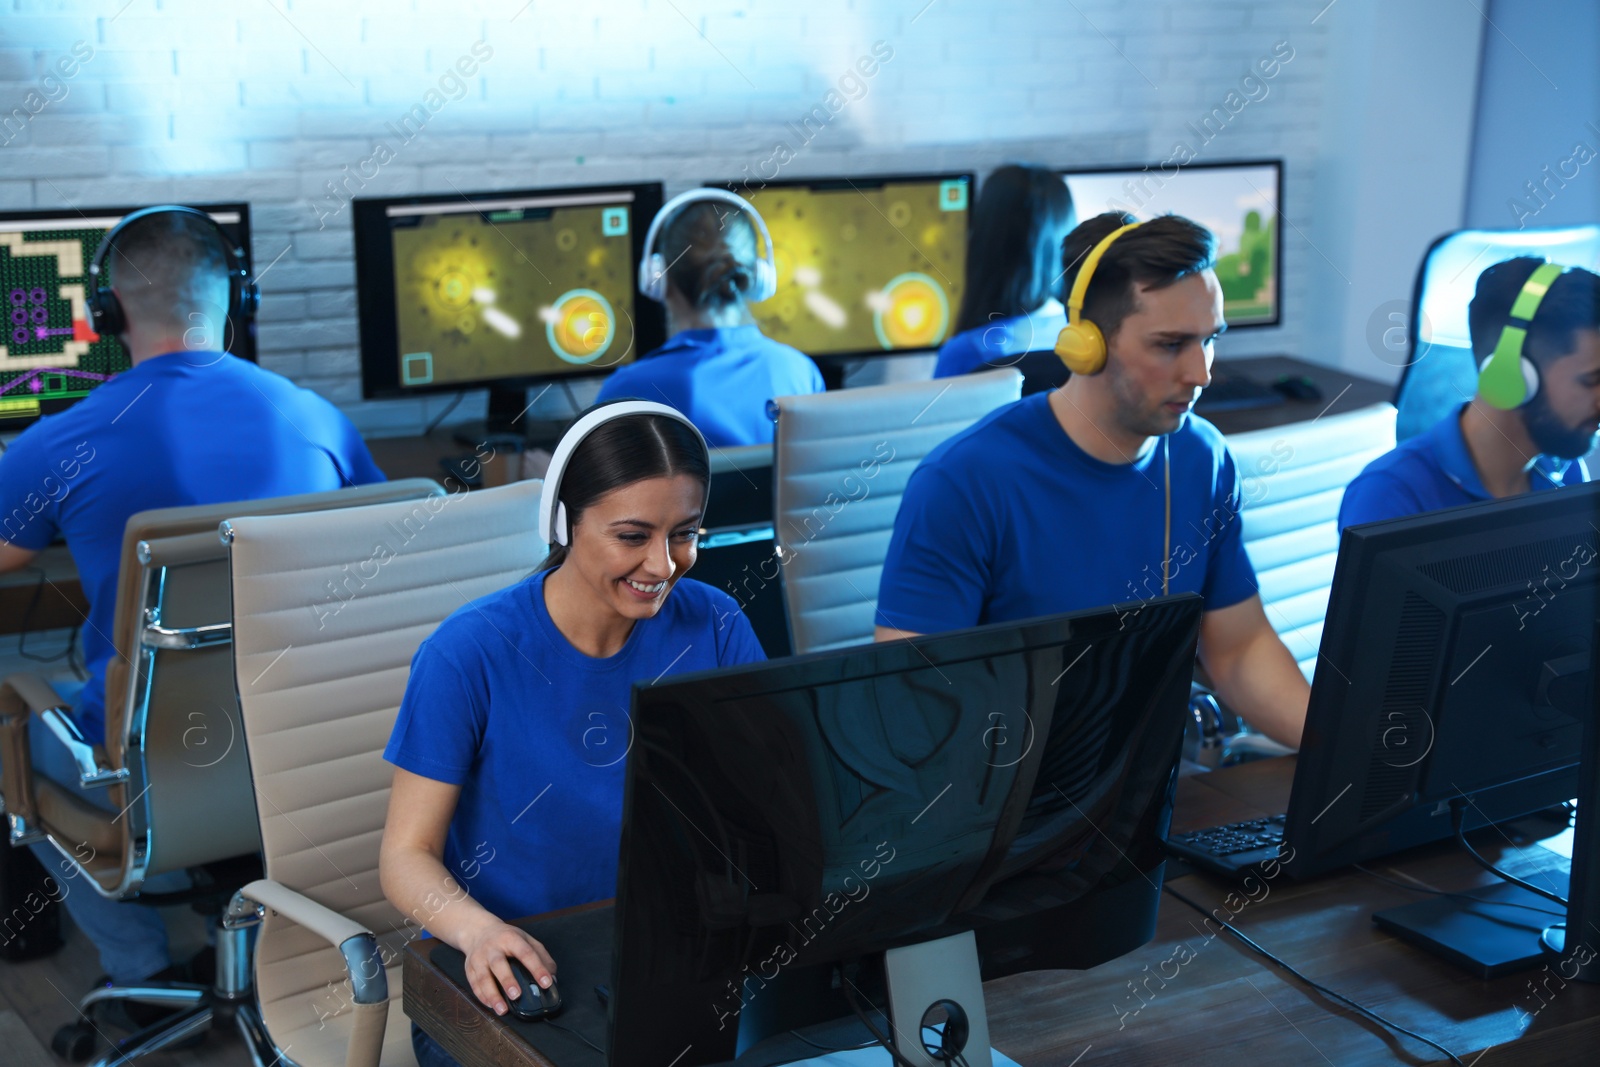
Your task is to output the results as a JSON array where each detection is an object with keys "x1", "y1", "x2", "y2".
[
  {"x1": 405, "y1": 757, "x2": 1593, "y2": 1066},
  {"x1": 1199, "y1": 355, "x2": 1394, "y2": 435}
]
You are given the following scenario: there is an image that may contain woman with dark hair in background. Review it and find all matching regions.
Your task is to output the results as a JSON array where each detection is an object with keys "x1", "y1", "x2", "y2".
[
  {"x1": 596, "y1": 191, "x2": 823, "y2": 446},
  {"x1": 934, "y1": 164, "x2": 1076, "y2": 378},
  {"x1": 379, "y1": 402, "x2": 765, "y2": 1067}
]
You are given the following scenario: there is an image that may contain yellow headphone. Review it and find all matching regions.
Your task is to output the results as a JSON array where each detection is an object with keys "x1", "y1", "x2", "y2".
[{"x1": 1055, "y1": 221, "x2": 1143, "y2": 376}]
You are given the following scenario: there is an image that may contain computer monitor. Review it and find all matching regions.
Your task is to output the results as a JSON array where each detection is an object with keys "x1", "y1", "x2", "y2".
[
  {"x1": 0, "y1": 203, "x2": 255, "y2": 431},
  {"x1": 714, "y1": 172, "x2": 973, "y2": 363},
  {"x1": 609, "y1": 594, "x2": 1203, "y2": 1065},
  {"x1": 1058, "y1": 159, "x2": 1282, "y2": 328},
  {"x1": 1284, "y1": 481, "x2": 1599, "y2": 884},
  {"x1": 353, "y1": 183, "x2": 665, "y2": 431}
]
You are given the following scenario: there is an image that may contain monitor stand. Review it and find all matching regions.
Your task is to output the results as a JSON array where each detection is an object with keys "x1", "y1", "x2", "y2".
[
  {"x1": 449, "y1": 384, "x2": 572, "y2": 450},
  {"x1": 883, "y1": 931, "x2": 993, "y2": 1067},
  {"x1": 1373, "y1": 877, "x2": 1570, "y2": 980}
]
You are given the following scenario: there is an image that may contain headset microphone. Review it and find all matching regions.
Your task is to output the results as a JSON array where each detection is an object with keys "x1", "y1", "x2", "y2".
[{"x1": 638, "y1": 189, "x2": 778, "y2": 305}]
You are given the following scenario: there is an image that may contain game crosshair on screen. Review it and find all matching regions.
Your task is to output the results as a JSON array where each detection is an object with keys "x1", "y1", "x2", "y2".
[
  {"x1": 730, "y1": 175, "x2": 970, "y2": 357},
  {"x1": 382, "y1": 193, "x2": 641, "y2": 389},
  {"x1": 0, "y1": 206, "x2": 252, "y2": 429},
  {"x1": 1060, "y1": 161, "x2": 1281, "y2": 328}
]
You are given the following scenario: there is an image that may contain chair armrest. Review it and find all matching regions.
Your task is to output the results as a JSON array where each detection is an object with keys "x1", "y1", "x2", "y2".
[
  {"x1": 0, "y1": 671, "x2": 129, "y2": 791},
  {"x1": 236, "y1": 880, "x2": 391, "y2": 1067},
  {"x1": 0, "y1": 673, "x2": 49, "y2": 835}
]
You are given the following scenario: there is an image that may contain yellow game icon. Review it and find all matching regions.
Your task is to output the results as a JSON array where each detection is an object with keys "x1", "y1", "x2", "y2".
[
  {"x1": 544, "y1": 288, "x2": 615, "y2": 364},
  {"x1": 872, "y1": 272, "x2": 949, "y2": 350}
]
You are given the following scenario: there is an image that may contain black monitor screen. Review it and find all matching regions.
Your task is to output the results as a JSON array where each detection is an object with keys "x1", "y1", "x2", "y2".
[
  {"x1": 0, "y1": 203, "x2": 253, "y2": 430},
  {"x1": 1059, "y1": 159, "x2": 1282, "y2": 328},
  {"x1": 610, "y1": 595, "x2": 1201, "y2": 1065},
  {"x1": 1286, "y1": 481, "x2": 1600, "y2": 878},
  {"x1": 721, "y1": 173, "x2": 972, "y2": 358},
  {"x1": 353, "y1": 184, "x2": 664, "y2": 399}
]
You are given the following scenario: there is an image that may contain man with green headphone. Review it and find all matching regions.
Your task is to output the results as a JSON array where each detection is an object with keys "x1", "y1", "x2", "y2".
[{"x1": 1339, "y1": 257, "x2": 1600, "y2": 530}]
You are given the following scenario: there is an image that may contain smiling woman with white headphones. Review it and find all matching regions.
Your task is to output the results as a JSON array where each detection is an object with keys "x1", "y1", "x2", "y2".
[
  {"x1": 594, "y1": 189, "x2": 824, "y2": 446},
  {"x1": 379, "y1": 401, "x2": 766, "y2": 1065}
]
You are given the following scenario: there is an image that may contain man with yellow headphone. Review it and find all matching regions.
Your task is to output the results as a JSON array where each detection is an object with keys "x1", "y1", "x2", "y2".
[
  {"x1": 876, "y1": 211, "x2": 1310, "y2": 749},
  {"x1": 1339, "y1": 257, "x2": 1599, "y2": 530}
]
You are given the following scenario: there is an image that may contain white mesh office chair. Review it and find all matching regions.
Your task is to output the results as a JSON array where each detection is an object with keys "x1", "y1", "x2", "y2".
[
  {"x1": 1226, "y1": 402, "x2": 1398, "y2": 680},
  {"x1": 770, "y1": 369, "x2": 1023, "y2": 654},
  {"x1": 221, "y1": 480, "x2": 546, "y2": 1067}
]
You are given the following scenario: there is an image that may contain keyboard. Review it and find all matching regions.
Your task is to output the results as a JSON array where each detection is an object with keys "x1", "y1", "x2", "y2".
[
  {"x1": 1193, "y1": 372, "x2": 1281, "y2": 413},
  {"x1": 1166, "y1": 813, "x2": 1290, "y2": 877}
]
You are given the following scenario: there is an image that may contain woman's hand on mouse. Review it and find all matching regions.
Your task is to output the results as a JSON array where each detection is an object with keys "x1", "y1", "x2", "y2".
[{"x1": 459, "y1": 918, "x2": 557, "y2": 1015}]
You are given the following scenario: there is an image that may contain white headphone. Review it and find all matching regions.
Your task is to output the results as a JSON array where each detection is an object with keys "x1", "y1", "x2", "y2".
[
  {"x1": 538, "y1": 400, "x2": 709, "y2": 547},
  {"x1": 638, "y1": 188, "x2": 778, "y2": 304}
]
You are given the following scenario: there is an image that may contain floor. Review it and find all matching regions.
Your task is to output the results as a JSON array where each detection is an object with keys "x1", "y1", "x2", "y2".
[{"x1": 0, "y1": 628, "x2": 254, "y2": 1066}]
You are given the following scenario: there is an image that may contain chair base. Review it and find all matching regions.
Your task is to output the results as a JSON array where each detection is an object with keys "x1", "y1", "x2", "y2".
[{"x1": 56, "y1": 917, "x2": 283, "y2": 1067}]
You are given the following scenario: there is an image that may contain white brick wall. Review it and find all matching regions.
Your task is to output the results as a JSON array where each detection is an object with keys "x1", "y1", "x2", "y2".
[{"x1": 2, "y1": 0, "x2": 1337, "y2": 436}]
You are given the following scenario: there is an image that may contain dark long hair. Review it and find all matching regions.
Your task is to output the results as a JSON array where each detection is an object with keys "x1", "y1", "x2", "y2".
[
  {"x1": 662, "y1": 200, "x2": 760, "y2": 310},
  {"x1": 953, "y1": 164, "x2": 1076, "y2": 334},
  {"x1": 539, "y1": 404, "x2": 711, "y2": 572}
]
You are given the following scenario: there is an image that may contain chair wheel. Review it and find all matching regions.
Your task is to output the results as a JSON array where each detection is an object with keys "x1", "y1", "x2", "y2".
[{"x1": 51, "y1": 1021, "x2": 98, "y2": 1062}]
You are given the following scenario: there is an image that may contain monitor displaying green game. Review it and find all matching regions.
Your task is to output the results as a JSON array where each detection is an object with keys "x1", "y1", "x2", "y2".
[
  {"x1": 1060, "y1": 160, "x2": 1282, "y2": 328},
  {"x1": 0, "y1": 204, "x2": 253, "y2": 429},
  {"x1": 718, "y1": 173, "x2": 972, "y2": 358}
]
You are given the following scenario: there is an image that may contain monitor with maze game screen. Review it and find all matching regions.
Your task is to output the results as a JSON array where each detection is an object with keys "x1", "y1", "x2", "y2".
[{"x1": 0, "y1": 203, "x2": 254, "y2": 430}]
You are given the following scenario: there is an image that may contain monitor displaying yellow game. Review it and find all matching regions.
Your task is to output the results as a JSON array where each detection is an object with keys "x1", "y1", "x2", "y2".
[
  {"x1": 354, "y1": 184, "x2": 664, "y2": 401},
  {"x1": 719, "y1": 173, "x2": 972, "y2": 358}
]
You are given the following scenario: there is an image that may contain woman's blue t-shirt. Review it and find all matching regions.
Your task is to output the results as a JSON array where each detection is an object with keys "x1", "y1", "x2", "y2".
[
  {"x1": 383, "y1": 569, "x2": 766, "y2": 923},
  {"x1": 594, "y1": 324, "x2": 824, "y2": 447},
  {"x1": 933, "y1": 300, "x2": 1068, "y2": 379}
]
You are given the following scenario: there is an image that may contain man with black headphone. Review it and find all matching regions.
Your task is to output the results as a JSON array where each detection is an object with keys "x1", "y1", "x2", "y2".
[
  {"x1": 876, "y1": 211, "x2": 1310, "y2": 750},
  {"x1": 0, "y1": 205, "x2": 383, "y2": 1009},
  {"x1": 1339, "y1": 258, "x2": 1599, "y2": 530}
]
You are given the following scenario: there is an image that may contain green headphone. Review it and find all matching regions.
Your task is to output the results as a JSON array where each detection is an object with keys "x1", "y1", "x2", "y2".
[{"x1": 1479, "y1": 261, "x2": 1569, "y2": 410}]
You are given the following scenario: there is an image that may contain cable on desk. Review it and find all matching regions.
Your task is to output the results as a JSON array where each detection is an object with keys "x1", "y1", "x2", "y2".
[
  {"x1": 1353, "y1": 864, "x2": 1564, "y2": 918},
  {"x1": 839, "y1": 969, "x2": 931, "y2": 1067},
  {"x1": 1450, "y1": 799, "x2": 1567, "y2": 908},
  {"x1": 17, "y1": 566, "x2": 81, "y2": 665},
  {"x1": 786, "y1": 1027, "x2": 877, "y2": 1053},
  {"x1": 423, "y1": 391, "x2": 466, "y2": 436},
  {"x1": 542, "y1": 1019, "x2": 603, "y2": 1055},
  {"x1": 1162, "y1": 883, "x2": 1467, "y2": 1067}
]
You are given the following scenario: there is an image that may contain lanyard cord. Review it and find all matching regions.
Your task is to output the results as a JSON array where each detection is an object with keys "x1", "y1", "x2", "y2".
[{"x1": 1162, "y1": 435, "x2": 1171, "y2": 597}]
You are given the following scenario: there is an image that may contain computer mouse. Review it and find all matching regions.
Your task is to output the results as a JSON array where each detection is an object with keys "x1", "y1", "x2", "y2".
[
  {"x1": 1271, "y1": 374, "x2": 1323, "y2": 402},
  {"x1": 505, "y1": 959, "x2": 562, "y2": 1021}
]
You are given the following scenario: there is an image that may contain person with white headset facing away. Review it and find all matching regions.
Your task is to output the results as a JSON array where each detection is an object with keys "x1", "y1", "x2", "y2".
[
  {"x1": 595, "y1": 189, "x2": 824, "y2": 446},
  {"x1": 379, "y1": 401, "x2": 766, "y2": 1067}
]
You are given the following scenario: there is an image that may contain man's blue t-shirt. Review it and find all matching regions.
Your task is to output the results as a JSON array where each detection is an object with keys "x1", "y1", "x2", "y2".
[
  {"x1": 1338, "y1": 402, "x2": 1589, "y2": 530},
  {"x1": 594, "y1": 325, "x2": 823, "y2": 447},
  {"x1": 877, "y1": 392, "x2": 1259, "y2": 635},
  {"x1": 933, "y1": 300, "x2": 1068, "y2": 379},
  {"x1": 383, "y1": 569, "x2": 766, "y2": 924},
  {"x1": 0, "y1": 351, "x2": 384, "y2": 744}
]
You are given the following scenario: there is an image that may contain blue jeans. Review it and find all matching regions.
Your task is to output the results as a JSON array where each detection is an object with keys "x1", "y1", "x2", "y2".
[
  {"x1": 412, "y1": 1023, "x2": 464, "y2": 1067},
  {"x1": 20, "y1": 681, "x2": 187, "y2": 984}
]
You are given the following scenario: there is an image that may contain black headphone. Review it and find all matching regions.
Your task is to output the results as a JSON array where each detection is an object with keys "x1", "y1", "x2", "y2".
[{"x1": 85, "y1": 204, "x2": 259, "y2": 341}]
